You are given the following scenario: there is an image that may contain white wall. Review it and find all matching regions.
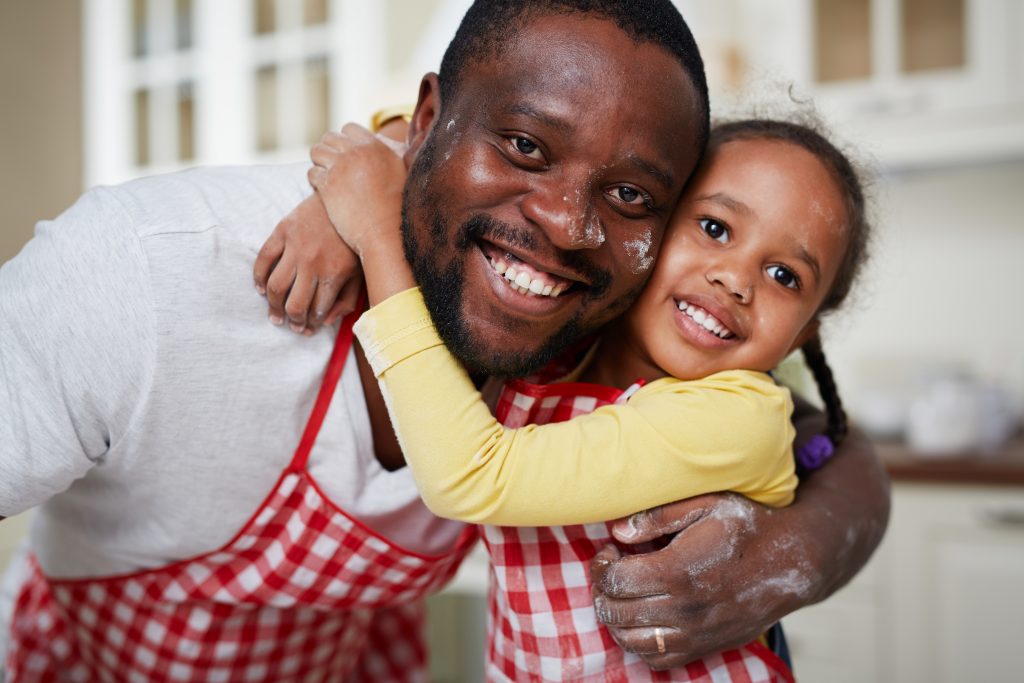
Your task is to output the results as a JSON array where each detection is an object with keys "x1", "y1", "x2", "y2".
[
  {"x1": 824, "y1": 160, "x2": 1024, "y2": 418},
  {"x1": 0, "y1": 0, "x2": 82, "y2": 264}
]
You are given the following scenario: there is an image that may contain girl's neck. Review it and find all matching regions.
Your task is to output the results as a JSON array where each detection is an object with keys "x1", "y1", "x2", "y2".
[{"x1": 579, "y1": 319, "x2": 668, "y2": 389}]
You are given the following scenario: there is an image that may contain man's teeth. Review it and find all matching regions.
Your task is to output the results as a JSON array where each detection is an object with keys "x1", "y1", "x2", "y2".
[
  {"x1": 489, "y1": 256, "x2": 566, "y2": 298},
  {"x1": 676, "y1": 300, "x2": 734, "y2": 339}
]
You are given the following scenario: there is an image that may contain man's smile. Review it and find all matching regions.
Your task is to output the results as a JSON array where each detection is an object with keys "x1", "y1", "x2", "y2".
[{"x1": 480, "y1": 240, "x2": 581, "y2": 299}]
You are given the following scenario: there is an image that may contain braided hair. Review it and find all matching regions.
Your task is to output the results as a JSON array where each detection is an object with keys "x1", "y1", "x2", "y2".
[{"x1": 709, "y1": 119, "x2": 872, "y2": 452}]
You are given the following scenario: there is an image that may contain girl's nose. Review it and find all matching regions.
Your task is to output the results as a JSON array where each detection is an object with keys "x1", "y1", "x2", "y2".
[{"x1": 706, "y1": 267, "x2": 753, "y2": 304}]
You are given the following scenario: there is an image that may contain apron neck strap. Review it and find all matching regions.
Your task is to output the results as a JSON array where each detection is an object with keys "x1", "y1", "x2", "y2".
[{"x1": 288, "y1": 293, "x2": 365, "y2": 472}]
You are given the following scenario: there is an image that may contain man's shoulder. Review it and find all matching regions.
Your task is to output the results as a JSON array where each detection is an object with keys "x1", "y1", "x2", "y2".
[{"x1": 100, "y1": 162, "x2": 311, "y2": 241}]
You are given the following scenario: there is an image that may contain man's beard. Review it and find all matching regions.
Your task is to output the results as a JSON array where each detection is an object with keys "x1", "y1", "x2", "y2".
[{"x1": 400, "y1": 135, "x2": 612, "y2": 378}]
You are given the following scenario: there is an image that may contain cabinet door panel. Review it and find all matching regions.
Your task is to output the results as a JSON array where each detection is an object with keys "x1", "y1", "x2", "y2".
[
  {"x1": 890, "y1": 486, "x2": 1024, "y2": 682},
  {"x1": 933, "y1": 532, "x2": 1024, "y2": 681}
]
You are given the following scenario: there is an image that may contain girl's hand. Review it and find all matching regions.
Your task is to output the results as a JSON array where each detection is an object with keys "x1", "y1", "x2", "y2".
[
  {"x1": 307, "y1": 123, "x2": 407, "y2": 257},
  {"x1": 253, "y1": 194, "x2": 364, "y2": 335}
]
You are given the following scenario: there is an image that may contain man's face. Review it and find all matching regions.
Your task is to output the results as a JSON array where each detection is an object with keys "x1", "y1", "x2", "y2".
[{"x1": 403, "y1": 14, "x2": 702, "y2": 376}]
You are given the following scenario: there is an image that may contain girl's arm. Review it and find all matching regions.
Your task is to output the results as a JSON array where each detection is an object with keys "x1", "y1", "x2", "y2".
[
  {"x1": 252, "y1": 117, "x2": 411, "y2": 333},
  {"x1": 305, "y1": 123, "x2": 416, "y2": 307},
  {"x1": 309, "y1": 126, "x2": 797, "y2": 526},
  {"x1": 353, "y1": 287, "x2": 798, "y2": 526}
]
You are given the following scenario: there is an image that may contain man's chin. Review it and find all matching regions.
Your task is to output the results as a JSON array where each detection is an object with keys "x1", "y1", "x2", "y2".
[{"x1": 449, "y1": 308, "x2": 587, "y2": 378}]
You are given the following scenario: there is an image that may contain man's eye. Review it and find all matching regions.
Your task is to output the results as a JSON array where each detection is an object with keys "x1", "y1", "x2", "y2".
[
  {"x1": 699, "y1": 218, "x2": 729, "y2": 243},
  {"x1": 615, "y1": 186, "x2": 642, "y2": 204},
  {"x1": 767, "y1": 264, "x2": 800, "y2": 290},
  {"x1": 512, "y1": 137, "x2": 541, "y2": 158}
]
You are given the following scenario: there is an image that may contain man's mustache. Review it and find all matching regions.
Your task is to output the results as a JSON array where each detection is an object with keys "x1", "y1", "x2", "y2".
[{"x1": 458, "y1": 213, "x2": 612, "y2": 297}]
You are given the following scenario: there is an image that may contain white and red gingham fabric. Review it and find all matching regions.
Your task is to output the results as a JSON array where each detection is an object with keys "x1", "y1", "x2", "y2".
[
  {"x1": 484, "y1": 377, "x2": 795, "y2": 682},
  {"x1": 6, "y1": 307, "x2": 477, "y2": 682}
]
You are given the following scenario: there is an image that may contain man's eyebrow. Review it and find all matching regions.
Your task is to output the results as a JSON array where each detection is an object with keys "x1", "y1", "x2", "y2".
[
  {"x1": 693, "y1": 192, "x2": 754, "y2": 217},
  {"x1": 508, "y1": 103, "x2": 576, "y2": 135},
  {"x1": 626, "y1": 153, "x2": 675, "y2": 191}
]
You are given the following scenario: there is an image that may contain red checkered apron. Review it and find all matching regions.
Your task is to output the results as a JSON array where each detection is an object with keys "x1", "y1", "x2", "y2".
[
  {"x1": 484, "y1": 378, "x2": 795, "y2": 682},
  {"x1": 6, "y1": 307, "x2": 477, "y2": 682}
]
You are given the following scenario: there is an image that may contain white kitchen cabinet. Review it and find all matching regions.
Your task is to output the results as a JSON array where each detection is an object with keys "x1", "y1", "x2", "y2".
[
  {"x1": 784, "y1": 481, "x2": 1024, "y2": 682},
  {"x1": 681, "y1": 0, "x2": 1024, "y2": 170}
]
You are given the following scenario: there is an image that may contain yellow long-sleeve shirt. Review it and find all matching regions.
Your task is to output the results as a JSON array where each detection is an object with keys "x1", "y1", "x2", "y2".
[{"x1": 353, "y1": 287, "x2": 798, "y2": 527}]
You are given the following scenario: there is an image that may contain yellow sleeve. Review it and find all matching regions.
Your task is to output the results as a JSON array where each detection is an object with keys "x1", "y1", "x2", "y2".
[{"x1": 354, "y1": 287, "x2": 798, "y2": 527}]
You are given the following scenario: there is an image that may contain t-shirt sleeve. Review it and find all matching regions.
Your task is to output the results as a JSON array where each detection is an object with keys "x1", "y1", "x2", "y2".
[
  {"x1": 354, "y1": 287, "x2": 797, "y2": 527},
  {"x1": 0, "y1": 188, "x2": 156, "y2": 516}
]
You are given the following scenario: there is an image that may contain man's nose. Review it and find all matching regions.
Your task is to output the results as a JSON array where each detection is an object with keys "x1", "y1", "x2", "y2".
[
  {"x1": 520, "y1": 181, "x2": 605, "y2": 251},
  {"x1": 706, "y1": 264, "x2": 754, "y2": 304}
]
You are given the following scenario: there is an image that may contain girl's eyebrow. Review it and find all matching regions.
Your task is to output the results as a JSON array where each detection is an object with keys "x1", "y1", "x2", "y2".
[
  {"x1": 693, "y1": 192, "x2": 754, "y2": 217},
  {"x1": 794, "y1": 244, "x2": 822, "y2": 284}
]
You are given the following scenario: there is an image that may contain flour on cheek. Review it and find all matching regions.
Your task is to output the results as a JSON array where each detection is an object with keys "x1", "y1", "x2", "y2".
[
  {"x1": 441, "y1": 117, "x2": 460, "y2": 163},
  {"x1": 622, "y1": 230, "x2": 654, "y2": 275}
]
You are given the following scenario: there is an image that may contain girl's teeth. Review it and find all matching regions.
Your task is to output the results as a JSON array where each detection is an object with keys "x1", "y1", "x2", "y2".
[{"x1": 676, "y1": 299, "x2": 733, "y2": 339}]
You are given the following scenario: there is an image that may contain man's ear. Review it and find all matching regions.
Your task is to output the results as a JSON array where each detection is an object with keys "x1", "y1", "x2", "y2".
[
  {"x1": 789, "y1": 318, "x2": 821, "y2": 355},
  {"x1": 404, "y1": 73, "x2": 441, "y2": 168}
]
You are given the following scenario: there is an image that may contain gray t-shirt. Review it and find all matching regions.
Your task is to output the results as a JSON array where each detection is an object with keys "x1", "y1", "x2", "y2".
[{"x1": 0, "y1": 163, "x2": 466, "y2": 586}]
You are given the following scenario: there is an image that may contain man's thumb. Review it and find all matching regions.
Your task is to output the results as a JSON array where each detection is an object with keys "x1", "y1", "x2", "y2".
[{"x1": 610, "y1": 500, "x2": 709, "y2": 544}]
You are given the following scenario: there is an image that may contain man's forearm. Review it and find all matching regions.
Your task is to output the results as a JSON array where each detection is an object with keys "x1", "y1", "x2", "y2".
[
  {"x1": 788, "y1": 418, "x2": 891, "y2": 604},
  {"x1": 590, "y1": 402, "x2": 892, "y2": 668}
]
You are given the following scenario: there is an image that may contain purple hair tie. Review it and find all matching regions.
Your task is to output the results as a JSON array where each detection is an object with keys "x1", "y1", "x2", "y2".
[{"x1": 796, "y1": 434, "x2": 835, "y2": 471}]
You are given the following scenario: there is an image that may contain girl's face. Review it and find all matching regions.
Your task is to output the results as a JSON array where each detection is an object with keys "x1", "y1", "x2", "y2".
[{"x1": 622, "y1": 137, "x2": 849, "y2": 381}]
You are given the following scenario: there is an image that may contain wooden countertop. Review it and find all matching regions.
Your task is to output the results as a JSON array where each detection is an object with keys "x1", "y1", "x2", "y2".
[{"x1": 877, "y1": 437, "x2": 1024, "y2": 486}]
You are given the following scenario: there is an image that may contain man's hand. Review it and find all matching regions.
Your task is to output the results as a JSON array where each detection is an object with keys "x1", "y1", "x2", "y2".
[
  {"x1": 253, "y1": 195, "x2": 363, "y2": 334},
  {"x1": 590, "y1": 494, "x2": 797, "y2": 669},
  {"x1": 591, "y1": 420, "x2": 890, "y2": 670}
]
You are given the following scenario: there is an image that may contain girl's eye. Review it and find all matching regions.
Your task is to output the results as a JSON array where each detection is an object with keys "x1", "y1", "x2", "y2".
[
  {"x1": 767, "y1": 264, "x2": 800, "y2": 290},
  {"x1": 699, "y1": 218, "x2": 729, "y2": 243},
  {"x1": 511, "y1": 136, "x2": 542, "y2": 159}
]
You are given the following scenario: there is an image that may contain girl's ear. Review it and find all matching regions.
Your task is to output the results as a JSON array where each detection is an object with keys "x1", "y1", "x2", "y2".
[
  {"x1": 404, "y1": 73, "x2": 441, "y2": 168},
  {"x1": 789, "y1": 319, "x2": 821, "y2": 355}
]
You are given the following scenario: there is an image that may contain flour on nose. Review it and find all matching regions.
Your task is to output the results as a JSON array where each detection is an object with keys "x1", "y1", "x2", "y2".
[
  {"x1": 562, "y1": 189, "x2": 604, "y2": 247},
  {"x1": 623, "y1": 230, "x2": 654, "y2": 274}
]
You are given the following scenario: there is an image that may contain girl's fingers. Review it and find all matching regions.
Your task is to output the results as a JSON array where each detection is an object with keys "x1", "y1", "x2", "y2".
[
  {"x1": 334, "y1": 276, "x2": 365, "y2": 323},
  {"x1": 340, "y1": 122, "x2": 375, "y2": 142},
  {"x1": 253, "y1": 229, "x2": 285, "y2": 294},
  {"x1": 284, "y1": 270, "x2": 317, "y2": 333},
  {"x1": 265, "y1": 253, "x2": 298, "y2": 326},
  {"x1": 309, "y1": 274, "x2": 344, "y2": 329},
  {"x1": 307, "y1": 165, "x2": 328, "y2": 191}
]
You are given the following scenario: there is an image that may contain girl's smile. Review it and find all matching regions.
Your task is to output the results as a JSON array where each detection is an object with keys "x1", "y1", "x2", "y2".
[{"x1": 589, "y1": 137, "x2": 851, "y2": 388}]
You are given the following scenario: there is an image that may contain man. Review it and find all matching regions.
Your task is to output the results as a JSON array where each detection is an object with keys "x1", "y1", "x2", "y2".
[{"x1": 0, "y1": 1, "x2": 888, "y2": 680}]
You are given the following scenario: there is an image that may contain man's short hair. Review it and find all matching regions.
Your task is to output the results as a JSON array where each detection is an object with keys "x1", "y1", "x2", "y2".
[{"x1": 437, "y1": 0, "x2": 710, "y2": 153}]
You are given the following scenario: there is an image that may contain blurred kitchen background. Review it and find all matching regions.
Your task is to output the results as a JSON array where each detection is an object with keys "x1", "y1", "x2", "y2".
[{"x1": 1, "y1": 1, "x2": 1023, "y2": 681}]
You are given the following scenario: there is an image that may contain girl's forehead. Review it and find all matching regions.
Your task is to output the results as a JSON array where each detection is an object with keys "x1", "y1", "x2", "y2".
[{"x1": 692, "y1": 138, "x2": 845, "y2": 216}]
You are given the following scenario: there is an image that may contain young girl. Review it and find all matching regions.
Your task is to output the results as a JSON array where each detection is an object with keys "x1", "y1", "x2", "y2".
[{"x1": 263, "y1": 117, "x2": 870, "y2": 681}]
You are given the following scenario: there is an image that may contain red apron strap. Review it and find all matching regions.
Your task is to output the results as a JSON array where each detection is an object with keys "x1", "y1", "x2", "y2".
[{"x1": 288, "y1": 294, "x2": 365, "y2": 472}]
